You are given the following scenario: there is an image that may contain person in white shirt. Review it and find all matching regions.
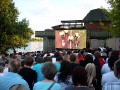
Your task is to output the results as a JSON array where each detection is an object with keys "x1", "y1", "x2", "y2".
[
  {"x1": 102, "y1": 60, "x2": 120, "y2": 90},
  {"x1": 102, "y1": 57, "x2": 118, "y2": 86},
  {"x1": 101, "y1": 63, "x2": 110, "y2": 75}
]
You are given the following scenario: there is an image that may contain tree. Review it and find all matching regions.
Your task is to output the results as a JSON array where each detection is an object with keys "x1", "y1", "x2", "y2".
[
  {"x1": 106, "y1": 0, "x2": 120, "y2": 36},
  {"x1": 8, "y1": 19, "x2": 34, "y2": 50},
  {"x1": 0, "y1": 0, "x2": 33, "y2": 53}
]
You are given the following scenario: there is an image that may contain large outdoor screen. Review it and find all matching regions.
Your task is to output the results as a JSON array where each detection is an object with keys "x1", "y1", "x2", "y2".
[{"x1": 55, "y1": 30, "x2": 86, "y2": 49}]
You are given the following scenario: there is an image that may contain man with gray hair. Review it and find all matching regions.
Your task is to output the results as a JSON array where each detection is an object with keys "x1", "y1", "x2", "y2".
[
  {"x1": 33, "y1": 62, "x2": 61, "y2": 90},
  {"x1": 0, "y1": 59, "x2": 30, "y2": 90},
  {"x1": 102, "y1": 60, "x2": 120, "y2": 90}
]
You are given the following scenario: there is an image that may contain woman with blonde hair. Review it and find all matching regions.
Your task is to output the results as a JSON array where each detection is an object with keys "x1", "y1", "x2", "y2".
[{"x1": 85, "y1": 63, "x2": 96, "y2": 89}]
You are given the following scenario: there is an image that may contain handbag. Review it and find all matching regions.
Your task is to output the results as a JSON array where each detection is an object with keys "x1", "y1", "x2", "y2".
[{"x1": 48, "y1": 82, "x2": 55, "y2": 90}]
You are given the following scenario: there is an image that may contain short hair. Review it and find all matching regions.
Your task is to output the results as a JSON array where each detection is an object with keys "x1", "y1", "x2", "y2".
[
  {"x1": 5, "y1": 59, "x2": 9, "y2": 64},
  {"x1": 94, "y1": 51, "x2": 101, "y2": 58},
  {"x1": 114, "y1": 60, "x2": 120, "y2": 74},
  {"x1": 56, "y1": 55, "x2": 63, "y2": 62},
  {"x1": 0, "y1": 60, "x2": 5, "y2": 67},
  {"x1": 111, "y1": 50, "x2": 119, "y2": 59},
  {"x1": 24, "y1": 56, "x2": 34, "y2": 66},
  {"x1": 9, "y1": 84, "x2": 27, "y2": 90},
  {"x1": 41, "y1": 62, "x2": 57, "y2": 80},
  {"x1": 9, "y1": 59, "x2": 21, "y2": 73},
  {"x1": 77, "y1": 52, "x2": 82, "y2": 57},
  {"x1": 72, "y1": 66, "x2": 87, "y2": 86},
  {"x1": 54, "y1": 52, "x2": 60, "y2": 58},
  {"x1": 21, "y1": 60, "x2": 25, "y2": 67},
  {"x1": 1, "y1": 54, "x2": 6, "y2": 61},
  {"x1": 84, "y1": 54, "x2": 93, "y2": 64},
  {"x1": 108, "y1": 57, "x2": 118, "y2": 70},
  {"x1": 43, "y1": 56, "x2": 52, "y2": 62},
  {"x1": 70, "y1": 53, "x2": 76, "y2": 62},
  {"x1": 0, "y1": 66, "x2": 4, "y2": 72},
  {"x1": 35, "y1": 57, "x2": 43, "y2": 63}
]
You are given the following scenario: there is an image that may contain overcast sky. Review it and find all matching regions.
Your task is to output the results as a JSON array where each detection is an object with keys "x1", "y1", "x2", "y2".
[{"x1": 13, "y1": 0, "x2": 110, "y2": 31}]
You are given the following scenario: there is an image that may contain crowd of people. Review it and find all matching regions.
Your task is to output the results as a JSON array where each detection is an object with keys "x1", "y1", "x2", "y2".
[{"x1": 0, "y1": 47, "x2": 120, "y2": 90}]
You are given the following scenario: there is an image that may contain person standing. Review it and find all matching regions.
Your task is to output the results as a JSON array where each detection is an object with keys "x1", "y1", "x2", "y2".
[
  {"x1": 101, "y1": 57, "x2": 118, "y2": 86},
  {"x1": 19, "y1": 56, "x2": 37, "y2": 90},
  {"x1": 65, "y1": 66, "x2": 92, "y2": 90},
  {"x1": 54, "y1": 60, "x2": 73, "y2": 90},
  {"x1": 33, "y1": 62, "x2": 61, "y2": 90},
  {"x1": 0, "y1": 59, "x2": 30, "y2": 90},
  {"x1": 102, "y1": 60, "x2": 120, "y2": 90}
]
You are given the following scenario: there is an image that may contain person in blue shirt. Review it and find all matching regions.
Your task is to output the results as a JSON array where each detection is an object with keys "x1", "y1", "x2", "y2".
[
  {"x1": 32, "y1": 57, "x2": 45, "y2": 81},
  {"x1": 0, "y1": 59, "x2": 30, "y2": 90},
  {"x1": 33, "y1": 62, "x2": 61, "y2": 90}
]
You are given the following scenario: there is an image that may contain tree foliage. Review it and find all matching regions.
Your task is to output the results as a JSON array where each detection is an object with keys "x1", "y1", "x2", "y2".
[
  {"x1": 30, "y1": 38, "x2": 43, "y2": 42},
  {"x1": 0, "y1": 0, "x2": 33, "y2": 53},
  {"x1": 106, "y1": 0, "x2": 120, "y2": 36}
]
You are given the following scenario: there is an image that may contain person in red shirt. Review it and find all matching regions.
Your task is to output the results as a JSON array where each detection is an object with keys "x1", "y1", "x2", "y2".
[{"x1": 77, "y1": 52, "x2": 84, "y2": 62}]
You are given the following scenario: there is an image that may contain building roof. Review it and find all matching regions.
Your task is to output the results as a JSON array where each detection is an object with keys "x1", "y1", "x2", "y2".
[
  {"x1": 52, "y1": 25, "x2": 85, "y2": 30},
  {"x1": 83, "y1": 8, "x2": 111, "y2": 22},
  {"x1": 35, "y1": 31, "x2": 55, "y2": 38},
  {"x1": 61, "y1": 20, "x2": 83, "y2": 23}
]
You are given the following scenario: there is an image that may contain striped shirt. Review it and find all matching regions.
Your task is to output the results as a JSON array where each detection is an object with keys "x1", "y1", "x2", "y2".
[{"x1": 102, "y1": 80, "x2": 120, "y2": 90}]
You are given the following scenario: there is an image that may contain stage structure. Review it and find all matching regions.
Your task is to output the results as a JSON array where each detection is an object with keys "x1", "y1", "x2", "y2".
[{"x1": 35, "y1": 8, "x2": 112, "y2": 51}]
